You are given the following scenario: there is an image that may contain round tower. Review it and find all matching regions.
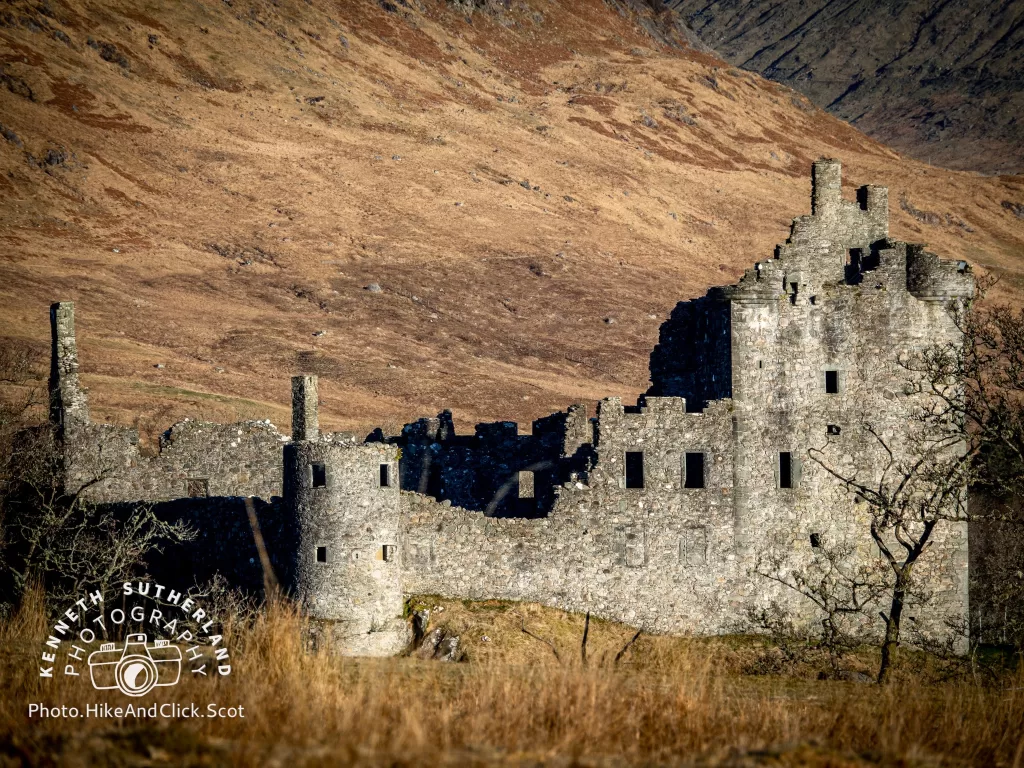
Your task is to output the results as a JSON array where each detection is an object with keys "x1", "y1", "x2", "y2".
[{"x1": 284, "y1": 376, "x2": 408, "y2": 655}]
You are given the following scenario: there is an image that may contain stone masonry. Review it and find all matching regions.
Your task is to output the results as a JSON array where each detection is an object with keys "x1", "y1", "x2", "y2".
[{"x1": 48, "y1": 159, "x2": 981, "y2": 655}]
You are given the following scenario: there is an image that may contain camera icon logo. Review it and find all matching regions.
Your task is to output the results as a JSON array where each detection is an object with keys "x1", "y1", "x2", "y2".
[{"x1": 87, "y1": 633, "x2": 182, "y2": 697}]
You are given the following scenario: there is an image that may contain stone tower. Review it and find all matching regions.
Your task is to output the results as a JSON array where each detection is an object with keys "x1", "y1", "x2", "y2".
[
  {"x1": 725, "y1": 159, "x2": 972, "y2": 630},
  {"x1": 283, "y1": 375, "x2": 408, "y2": 655}
]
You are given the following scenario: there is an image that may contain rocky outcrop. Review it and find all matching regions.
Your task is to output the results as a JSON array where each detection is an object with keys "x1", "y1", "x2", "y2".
[{"x1": 668, "y1": 0, "x2": 1024, "y2": 174}]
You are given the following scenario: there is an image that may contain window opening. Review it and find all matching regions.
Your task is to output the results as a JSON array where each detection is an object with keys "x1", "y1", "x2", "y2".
[
  {"x1": 825, "y1": 370, "x2": 839, "y2": 394},
  {"x1": 683, "y1": 453, "x2": 705, "y2": 489},
  {"x1": 186, "y1": 478, "x2": 209, "y2": 498},
  {"x1": 779, "y1": 452, "x2": 793, "y2": 489},
  {"x1": 518, "y1": 470, "x2": 535, "y2": 499},
  {"x1": 312, "y1": 463, "x2": 326, "y2": 488},
  {"x1": 625, "y1": 451, "x2": 645, "y2": 489}
]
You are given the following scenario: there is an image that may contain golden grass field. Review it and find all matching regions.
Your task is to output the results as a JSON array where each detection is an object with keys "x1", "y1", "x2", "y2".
[
  {"x1": 1, "y1": 589, "x2": 1023, "y2": 767},
  {"x1": 1, "y1": 0, "x2": 1022, "y2": 440}
]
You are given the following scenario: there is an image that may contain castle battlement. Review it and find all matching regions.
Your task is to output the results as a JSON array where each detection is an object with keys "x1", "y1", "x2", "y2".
[{"x1": 47, "y1": 159, "x2": 977, "y2": 654}]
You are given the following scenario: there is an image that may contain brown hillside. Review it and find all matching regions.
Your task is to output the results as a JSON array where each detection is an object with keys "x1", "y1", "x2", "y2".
[
  {"x1": 1, "y1": 0, "x2": 1022, "y2": 438},
  {"x1": 670, "y1": 0, "x2": 1024, "y2": 175}
]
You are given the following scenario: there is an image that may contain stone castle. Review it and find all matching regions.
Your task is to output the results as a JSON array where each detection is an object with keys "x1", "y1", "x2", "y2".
[{"x1": 49, "y1": 159, "x2": 980, "y2": 654}]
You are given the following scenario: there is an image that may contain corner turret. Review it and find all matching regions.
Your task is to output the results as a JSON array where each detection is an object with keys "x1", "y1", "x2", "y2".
[
  {"x1": 906, "y1": 245, "x2": 974, "y2": 301},
  {"x1": 284, "y1": 378, "x2": 407, "y2": 655}
]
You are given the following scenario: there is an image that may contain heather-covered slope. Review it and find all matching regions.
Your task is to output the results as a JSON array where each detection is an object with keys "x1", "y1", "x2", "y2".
[
  {"x1": 1, "y1": 0, "x2": 1022, "y2": 437},
  {"x1": 669, "y1": 0, "x2": 1024, "y2": 174}
]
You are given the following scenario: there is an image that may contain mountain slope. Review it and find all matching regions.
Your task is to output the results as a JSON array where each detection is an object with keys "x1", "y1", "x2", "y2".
[
  {"x1": 1, "y1": 0, "x2": 1022, "y2": 439},
  {"x1": 668, "y1": 0, "x2": 1024, "y2": 175}
]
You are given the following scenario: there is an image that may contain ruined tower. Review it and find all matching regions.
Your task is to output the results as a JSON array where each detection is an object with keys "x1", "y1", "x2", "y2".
[{"x1": 283, "y1": 375, "x2": 408, "y2": 655}]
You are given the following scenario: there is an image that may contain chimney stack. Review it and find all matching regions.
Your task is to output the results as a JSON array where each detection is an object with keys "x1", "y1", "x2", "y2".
[
  {"x1": 811, "y1": 158, "x2": 842, "y2": 215},
  {"x1": 291, "y1": 375, "x2": 319, "y2": 442},
  {"x1": 49, "y1": 301, "x2": 90, "y2": 430}
]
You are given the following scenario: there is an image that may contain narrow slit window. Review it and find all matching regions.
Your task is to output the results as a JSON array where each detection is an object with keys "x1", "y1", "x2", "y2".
[
  {"x1": 312, "y1": 463, "x2": 327, "y2": 488},
  {"x1": 779, "y1": 452, "x2": 793, "y2": 489},
  {"x1": 810, "y1": 533, "x2": 822, "y2": 549},
  {"x1": 825, "y1": 370, "x2": 839, "y2": 394},
  {"x1": 316, "y1": 546, "x2": 327, "y2": 563},
  {"x1": 625, "y1": 451, "x2": 645, "y2": 489},
  {"x1": 382, "y1": 544, "x2": 396, "y2": 562},
  {"x1": 379, "y1": 463, "x2": 391, "y2": 487},
  {"x1": 683, "y1": 453, "x2": 705, "y2": 489},
  {"x1": 426, "y1": 459, "x2": 442, "y2": 498}
]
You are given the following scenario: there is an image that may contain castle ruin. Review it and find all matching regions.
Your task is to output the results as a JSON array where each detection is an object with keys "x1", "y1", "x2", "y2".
[{"x1": 48, "y1": 159, "x2": 980, "y2": 654}]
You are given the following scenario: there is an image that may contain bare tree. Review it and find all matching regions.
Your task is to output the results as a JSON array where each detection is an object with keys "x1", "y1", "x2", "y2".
[
  {"x1": 805, "y1": 282, "x2": 1024, "y2": 681},
  {"x1": 809, "y1": 413, "x2": 972, "y2": 683},
  {"x1": 908, "y1": 293, "x2": 1024, "y2": 649},
  {"x1": 754, "y1": 535, "x2": 889, "y2": 677},
  {"x1": 0, "y1": 340, "x2": 192, "y2": 613}
]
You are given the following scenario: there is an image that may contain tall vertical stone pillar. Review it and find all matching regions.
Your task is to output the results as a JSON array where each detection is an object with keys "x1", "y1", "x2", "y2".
[
  {"x1": 292, "y1": 375, "x2": 319, "y2": 442},
  {"x1": 811, "y1": 158, "x2": 842, "y2": 216},
  {"x1": 49, "y1": 301, "x2": 90, "y2": 433}
]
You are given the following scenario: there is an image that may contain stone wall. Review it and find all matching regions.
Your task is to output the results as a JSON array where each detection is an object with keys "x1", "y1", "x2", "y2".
[
  {"x1": 725, "y1": 235, "x2": 971, "y2": 636},
  {"x1": 394, "y1": 157, "x2": 971, "y2": 641},
  {"x1": 49, "y1": 302, "x2": 288, "y2": 505},
  {"x1": 65, "y1": 418, "x2": 287, "y2": 505},
  {"x1": 647, "y1": 292, "x2": 733, "y2": 409},
  {"x1": 396, "y1": 407, "x2": 591, "y2": 517},
  {"x1": 401, "y1": 398, "x2": 742, "y2": 633},
  {"x1": 145, "y1": 495, "x2": 295, "y2": 596}
]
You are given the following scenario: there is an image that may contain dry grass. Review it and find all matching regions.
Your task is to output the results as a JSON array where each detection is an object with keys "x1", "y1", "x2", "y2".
[{"x1": 2, "y1": 592, "x2": 1023, "y2": 766}]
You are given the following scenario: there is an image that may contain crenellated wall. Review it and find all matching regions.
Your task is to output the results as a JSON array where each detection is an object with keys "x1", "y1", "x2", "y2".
[
  {"x1": 401, "y1": 397, "x2": 741, "y2": 633},
  {"x1": 396, "y1": 407, "x2": 590, "y2": 518}
]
